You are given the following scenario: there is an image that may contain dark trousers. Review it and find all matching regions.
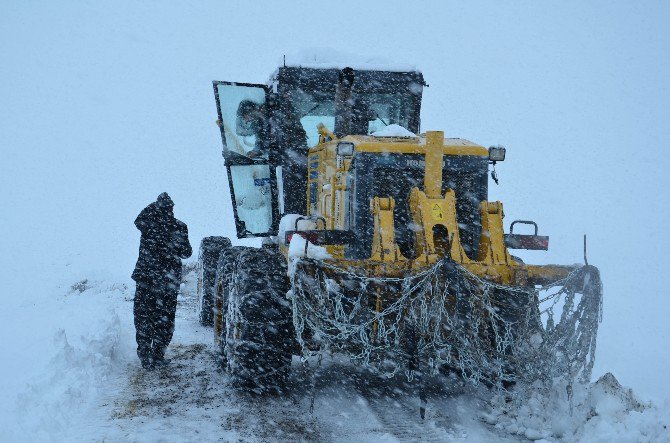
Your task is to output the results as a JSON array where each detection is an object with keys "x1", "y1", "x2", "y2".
[{"x1": 134, "y1": 276, "x2": 178, "y2": 365}]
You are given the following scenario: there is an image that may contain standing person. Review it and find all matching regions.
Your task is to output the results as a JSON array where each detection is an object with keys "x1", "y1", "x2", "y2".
[{"x1": 131, "y1": 192, "x2": 192, "y2": 369}]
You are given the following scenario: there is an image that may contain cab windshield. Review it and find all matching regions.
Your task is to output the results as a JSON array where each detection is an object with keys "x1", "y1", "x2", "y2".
[
  {"x1": 273, "y1": 67, "x2": 423, "y2": 147},
  {"x1": 285, "y1": 89, "x2": 417, "y2": 146}
]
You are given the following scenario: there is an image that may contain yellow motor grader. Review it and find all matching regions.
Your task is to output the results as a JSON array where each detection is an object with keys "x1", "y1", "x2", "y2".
[{"x1": 199, "y1": 64, "x2": 602, "y2": 392}]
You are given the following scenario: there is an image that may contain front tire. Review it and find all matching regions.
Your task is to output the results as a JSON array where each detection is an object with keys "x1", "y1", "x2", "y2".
[{"x1": 224, "y1": 247, "x2": 294, "y2": 392}]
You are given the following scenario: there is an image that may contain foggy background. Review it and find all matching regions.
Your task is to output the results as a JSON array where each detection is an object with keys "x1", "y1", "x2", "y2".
[{"x1": 1, "y1": 1, "x2": 669, "y2": 402}]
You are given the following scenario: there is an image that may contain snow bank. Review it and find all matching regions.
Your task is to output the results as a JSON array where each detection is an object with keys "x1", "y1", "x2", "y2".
[
  {"x1": 280, "y1": 48, "x2": 417, "y2": 72},
  {"x1": 6, "y1": 278, "x2": 136, "y2": 441},
  {"x1": 371, "y1": 124, "x2": 416, "y2": 137},
  {"x1": 16, "y1": 315, "x2": 126, "y2": 440},
  {"x1": 485, "y1": 373, "x2": 670, "y2": 441}
]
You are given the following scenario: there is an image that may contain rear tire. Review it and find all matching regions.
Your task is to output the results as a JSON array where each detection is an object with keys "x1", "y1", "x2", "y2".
[
  {"x1": 197, "y1": 236, "x2": 232, "y2": 327},
  {"x1": 224, "y1": 247, "x2": 294, "y2": 392}
]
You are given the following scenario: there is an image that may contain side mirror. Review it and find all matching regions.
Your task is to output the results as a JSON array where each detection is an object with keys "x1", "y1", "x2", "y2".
[{"x1": 488, "y1": 145, "x2": 506, "y2": 162}]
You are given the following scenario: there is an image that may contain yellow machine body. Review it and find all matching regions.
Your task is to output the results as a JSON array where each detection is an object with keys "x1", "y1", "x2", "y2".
[
  {"x1": 281, "y1": 130, "x2": 573, "y2": 287},
  {"x1": 209, "y1": 66, "x2": 603, "y2": 390}
]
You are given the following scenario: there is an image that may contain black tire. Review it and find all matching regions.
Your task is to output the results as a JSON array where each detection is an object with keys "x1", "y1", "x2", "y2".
[
  {"x1": 197, "y1": 236, "x2": 232, "y2": 326},
  {"x1": 213, "y1": 246, "x2": 248, "y2": 362},
  {"x1": 224, "y1": 247, "x2": 294, "y2": 392},
  {"x1": 489, "y1": 287, "x2": 543, "y2": 386}
]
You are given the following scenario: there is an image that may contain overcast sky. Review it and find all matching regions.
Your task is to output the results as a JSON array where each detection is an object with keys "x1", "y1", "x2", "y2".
[{"x1": 1, "y1": 1, "x2": 669, "y2": 401}]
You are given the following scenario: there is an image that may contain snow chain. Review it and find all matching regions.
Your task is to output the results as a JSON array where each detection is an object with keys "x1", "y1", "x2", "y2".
[{"x1": 289, "y1": 258, "x2": 603, "y2": 394}]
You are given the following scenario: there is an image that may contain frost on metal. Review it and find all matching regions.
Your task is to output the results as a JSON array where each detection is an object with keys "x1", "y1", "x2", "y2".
[{"x1": 290, "y1": 258, "x2": 603, "y2": 393}]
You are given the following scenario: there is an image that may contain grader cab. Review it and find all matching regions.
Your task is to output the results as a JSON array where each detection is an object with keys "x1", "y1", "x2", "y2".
[{"x1": 200, "y1": 63, "x2": 603, "y2": 394}]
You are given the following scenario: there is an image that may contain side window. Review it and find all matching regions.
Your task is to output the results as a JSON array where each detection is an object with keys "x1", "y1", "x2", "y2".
[
  {"x1": 229, "y1": 164, "x2": 273, "y2": 235},
  {"x1": 214, "y1": 82, "x2": 267, "y2": 159},
  {"x1": 283, "y1": 89, "x2": 336, "y2": 147},
  {"x1": 214, "y1": 81, "x2": 278, "y2": 238}
]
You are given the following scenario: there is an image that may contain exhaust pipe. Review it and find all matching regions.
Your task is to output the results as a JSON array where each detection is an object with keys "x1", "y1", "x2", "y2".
[
  {"x1": 334, "y1": 67, "x2": 373, "y2": 138},
  {"x1": 334, "y1": 67, "x2": 356, "y2": 138}
]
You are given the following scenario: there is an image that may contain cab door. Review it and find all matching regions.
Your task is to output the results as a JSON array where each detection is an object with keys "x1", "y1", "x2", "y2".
[{"x1": 213, "y1": 81, "x2": 279, "y2": 238}]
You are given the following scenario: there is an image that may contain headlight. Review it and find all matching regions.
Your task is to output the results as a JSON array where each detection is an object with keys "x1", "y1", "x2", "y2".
[{"x1": 337, "y1": 142, "x2": 355, "y2": 157}]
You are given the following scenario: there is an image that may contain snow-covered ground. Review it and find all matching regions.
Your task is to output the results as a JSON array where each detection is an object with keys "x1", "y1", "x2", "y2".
[{"x1": 2, "y1": 265, "x2": 667, "y2": 442}]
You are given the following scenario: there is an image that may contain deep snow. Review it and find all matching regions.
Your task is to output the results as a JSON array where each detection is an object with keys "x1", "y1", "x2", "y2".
[{"x1": 2, "y1": 266, "x2": 667, "y2": 442}]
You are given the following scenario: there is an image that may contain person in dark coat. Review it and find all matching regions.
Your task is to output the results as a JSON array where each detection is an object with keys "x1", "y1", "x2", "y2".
[{"x1": 131, "y1": 192, "x2": 192, "y2": 369}]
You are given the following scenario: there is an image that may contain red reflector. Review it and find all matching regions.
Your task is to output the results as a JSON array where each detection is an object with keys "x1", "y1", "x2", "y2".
[{"x1": 504, "y1": 234, "x2": 549, "y2": 251}]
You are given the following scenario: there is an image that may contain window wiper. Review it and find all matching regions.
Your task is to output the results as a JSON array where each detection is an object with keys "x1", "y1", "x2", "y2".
[
  {"x1": 373, "y1": 109, "x2": 388, "y2": 127},
  {"x1": 305, "y1": 102, "x2": 323, "y2": 116}
]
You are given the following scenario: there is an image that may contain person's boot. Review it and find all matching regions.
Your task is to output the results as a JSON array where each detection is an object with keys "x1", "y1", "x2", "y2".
[
  {"x1": 153, "y1": 349, "x2": 170, "y2": 366},
  {"x1": 138, "y1": 347, "x2": 155, "y2": 370},
  {"x1": 140, "y1": 356, "x2": 155, "y2": 370}
]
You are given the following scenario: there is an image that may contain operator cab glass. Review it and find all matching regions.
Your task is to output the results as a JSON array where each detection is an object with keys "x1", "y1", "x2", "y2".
[
  {"x1": 214, "y1": 67, "x2": 425, "y2": 238},
  {"x1": 289, "y1": 89, "x2": 336, "y2": 147},
  {"x1": 215, "y1": 82, "x2": 268, "y2": 160},
  {"x1": 228, "y1": 164, "x2": 273, "y2": 234},
  {"x1": 361, "y1": 92, "x2": 417, "y2": 134},
  {"x1": 272, "y1": 67, "x2": 423, "y2": 147},
  {"x1": 214, "y1": 81, "x2": 278, "y2": 237},
  {"x1": 286, "y1": 90, "x2": 418, "y2": 146}
]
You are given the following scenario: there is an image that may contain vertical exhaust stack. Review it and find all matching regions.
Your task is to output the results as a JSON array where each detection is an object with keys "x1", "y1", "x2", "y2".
[
  {"x1": 334, "y1": 67, "x2": 356, "y2": 138},
  {"x1": 424, "y1": 131, "x2": 444, "y2": 198},
  {"x1": 334, "y1": 67, "x2": 373, "y2": 137}
]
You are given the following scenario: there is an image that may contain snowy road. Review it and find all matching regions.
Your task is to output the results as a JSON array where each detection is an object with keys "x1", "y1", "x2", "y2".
[
  {"x1": 104, "y1": 269, "x2": 518, "y2": 442},
  {"x1": 5, "y1": 265, "x2": 667, "y2": 442}
]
